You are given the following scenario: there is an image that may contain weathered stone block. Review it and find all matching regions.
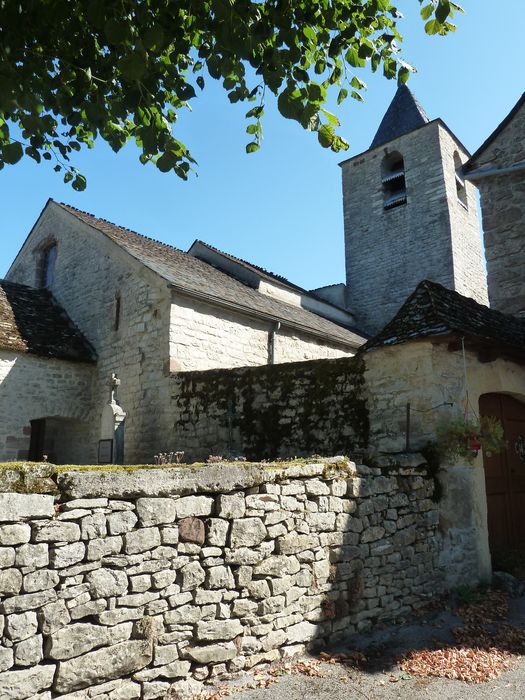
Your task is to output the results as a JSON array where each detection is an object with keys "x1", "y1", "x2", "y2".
[
  {"x1": 14, "y1": 634, "x2": 43, "y2": 667},
  {"x1": 136, "y1": 498, "x2": 177, "y2": 526},
  {"x1": 2, "y1": 590, "x2": 57, "y2": 615},
  {"x1": 32, "y1": 521, "x2": 80, "y2": 543},
  {"x1": 184, "y1": 642, "x2": 237, "y2": 664},
  {"x1": 5, "y1": 611, "x2": 38, "y2": 642},
  {"x1": 80, "y1": 512, "x2": 107, "y2": 540},
  {"x1": 0, "y1": 524, "x2": 31, "y2": 545},
  {"x1": 0, "y1": 646, "x2": 13, "y2": 672},
  {"x1": 107, "y1": 511, "x2": 138, "y2": 536},
  {"x1": 86, "y1": 569, "x2": 128, "y2": 597},
  {"x1": 15, "y1": 543, "x2": 49, "y2": 568},
  {"x1": 22, "y1": 569, "x2": 59, "y2": 593},
  {"x1": 0, "y1": 569, "x2": 22, "y2": 595},
  {"x1": 0, "y1": 664, "x2": 56, "y2": 700},
  {"x1": 206, "y1": 565, "x2": 234, "y2": 589},
  {"x1": 0, "y1": 494, "x2": 54, "y2": 522},
  {"x1": 286, "y1": 621, "x2": 318, "y2": 644},
  {"x1": 38, "y1": 599, "x2": 70, "y2": 635},
  {"x1": 54, "y1": 640, "x2": 152, "y2": 694},
  {"x1": 195, "y1": 619, "x2": 242, "y2": 641},
  {"x1": 124, "y1": 527, "x2": 161, "y2": 554},
  {"x1": 180, "y1": 561, "x2": 205, "y2": 591},
  {"x1": 51, "y1": 542, "x2": 85, "y2": 569},
  {"x1": 0, "y1": 547, "x2": 15, "y2": 568},
  {"x1": 230, "y1": 518, "x2": 266, "y2": 548},
  {"x1": 176, "y1": 496, "x2": 214, "y2": 519},
  {"x1": 216, "y1": 493, "x2": 245, "y2": 519},
  {"x1": 277, "y1": 534, "x2": 318, "y2": 554},
  {"x1": 178, "y1": 517, "x2": 205, "y2": 544}
]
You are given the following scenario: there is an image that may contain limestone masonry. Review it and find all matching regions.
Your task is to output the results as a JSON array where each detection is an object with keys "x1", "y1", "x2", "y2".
[{"x1": 0, "y1": 459, "x2": 441, "y2": 700}]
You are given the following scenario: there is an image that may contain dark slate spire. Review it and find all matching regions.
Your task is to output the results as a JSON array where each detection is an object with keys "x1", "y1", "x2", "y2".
[{"x1": 370, "y1": 85, "x2": 430, "y2": 149}]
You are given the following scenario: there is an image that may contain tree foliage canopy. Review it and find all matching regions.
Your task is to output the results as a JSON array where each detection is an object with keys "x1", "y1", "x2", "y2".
[{"x1": 0, "y1": 0, "x2": 461, "y2": 189}]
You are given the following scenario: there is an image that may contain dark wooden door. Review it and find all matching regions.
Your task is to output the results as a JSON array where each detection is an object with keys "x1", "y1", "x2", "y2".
[
  {"x1": 28, "y1": 418, "x2": 46, "y2": 462},
  {"x1": 480, "y1": 393, "x2": 525, "y2": 552}
]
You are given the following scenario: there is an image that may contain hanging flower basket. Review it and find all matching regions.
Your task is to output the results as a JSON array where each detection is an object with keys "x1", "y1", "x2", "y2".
[{"x1": 436, "y1": 415, "x2": 506, "y2": 464}]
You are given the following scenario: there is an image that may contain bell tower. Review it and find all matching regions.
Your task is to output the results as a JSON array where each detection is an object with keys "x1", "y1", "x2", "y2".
[{"x1": 340, "y1": 86, "x2": 488, "y2": 335}]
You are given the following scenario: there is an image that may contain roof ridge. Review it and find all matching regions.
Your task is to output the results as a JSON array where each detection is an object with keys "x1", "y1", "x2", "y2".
[
  {"x1": 370, "y1": 85, "x2": 430, "y2": 149},
  {"x1": 58, "y1": 201, "x2": 186, "y2": 255},
  {"x1": 192, "y1": 239, "x2": 304, "y2": 290}
]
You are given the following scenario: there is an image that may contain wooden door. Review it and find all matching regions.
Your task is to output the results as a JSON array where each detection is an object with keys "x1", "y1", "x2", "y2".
[{"x1": 480, "y1": 393, "x2": 525, "y2": 552}]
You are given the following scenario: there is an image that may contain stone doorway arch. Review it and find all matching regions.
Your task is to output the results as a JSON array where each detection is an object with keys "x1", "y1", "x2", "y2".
[{"x1": 479, "y1": 393, "x2": 525, "y2": 568}]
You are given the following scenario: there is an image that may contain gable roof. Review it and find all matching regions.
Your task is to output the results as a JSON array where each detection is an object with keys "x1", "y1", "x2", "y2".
[
  {"x1": 370, "y1": 86, "x2": 430, "y2": 149},
  {"x1": 365, "y1": 280, "x2": 525, "y2": 363},
  {"x1": 56, "y1": 202, "x2": 366, "y2": 349},
  {"x1": 465, "y1": 92, "x2": 525, "y2": 171},
  {"x1": 0, "y1": 280, "x2": 96, "y2": 362}
]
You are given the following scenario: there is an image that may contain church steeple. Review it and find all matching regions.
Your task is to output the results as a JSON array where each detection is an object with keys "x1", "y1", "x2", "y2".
[
  {"x1": 370, "y1": 85, "x2": 429, "y2": 149},
  {"x1": 340, "y1": 86, "x2": 488, "y2": 335}
]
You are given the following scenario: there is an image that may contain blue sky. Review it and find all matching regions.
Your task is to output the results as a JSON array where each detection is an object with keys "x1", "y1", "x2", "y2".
[{"x1": 1, "y1": 2, "x2": 522, "y2": 286}]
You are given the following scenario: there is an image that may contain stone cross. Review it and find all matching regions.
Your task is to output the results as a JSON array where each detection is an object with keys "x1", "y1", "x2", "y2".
[{"x1": 109, "y1": 373, "x2": 121, "y2": 404}]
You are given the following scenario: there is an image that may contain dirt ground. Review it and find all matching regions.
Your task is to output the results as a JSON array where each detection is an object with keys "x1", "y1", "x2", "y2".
[{"x1": 200, "y1": 593, "x2": 525, "y2": 700}]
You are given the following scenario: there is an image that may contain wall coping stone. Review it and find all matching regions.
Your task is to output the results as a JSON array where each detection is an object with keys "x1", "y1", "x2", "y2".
[{"x1": 56, "y1": 458, "x2": 355, "y2": 499}]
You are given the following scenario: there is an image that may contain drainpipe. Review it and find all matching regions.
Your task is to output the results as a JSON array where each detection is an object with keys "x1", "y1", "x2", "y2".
[{"x1": 268, "y1": 322, "x2": 281, "y2": 365}]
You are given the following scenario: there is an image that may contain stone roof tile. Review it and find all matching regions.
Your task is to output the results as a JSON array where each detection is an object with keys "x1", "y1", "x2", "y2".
[
  {"x1": 365, "y1": 280, "x2": 525, "y2": 361},
  {"x1": 0, "y1": 280, "x2": 96, "y2": 362}
]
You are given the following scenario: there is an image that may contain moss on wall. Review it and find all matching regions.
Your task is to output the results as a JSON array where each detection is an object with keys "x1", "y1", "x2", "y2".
[{"x1": 172, "y1": 354, "x2": 369, "y2": 461}]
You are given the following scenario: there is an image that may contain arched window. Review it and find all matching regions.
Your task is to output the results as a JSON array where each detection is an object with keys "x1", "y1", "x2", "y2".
[
  {"x1": 382, "y1": 152, "x2": 406, "y2": 210},
  {"x1": 454, "y1": 151, "x2": 468, "y2": 209},
  {"x1": 40, "y1": 243, "x2": 57, "y2": 288}
]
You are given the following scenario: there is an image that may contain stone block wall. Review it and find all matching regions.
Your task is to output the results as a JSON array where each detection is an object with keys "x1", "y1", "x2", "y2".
[
  {"x1": 170, "y1": 355, "x2": 369, "y2": 462},
  {"x1": 469, "y1": 101, "x2": 525, "y2": 315},
  {"x1": 0, "y1": 459, "x2": 441, "y2": 700},
  {"x1": 0, "y1": 352, "x2": 95, "y2": 464},
  {"x1": 169, "y1": 295, "x2": 352, "y2": 373}
]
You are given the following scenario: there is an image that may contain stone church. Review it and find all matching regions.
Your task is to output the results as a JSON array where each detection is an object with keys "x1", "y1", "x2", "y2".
[{"x1": 0, "y1": 86, "x2": 524, "y2": 470}]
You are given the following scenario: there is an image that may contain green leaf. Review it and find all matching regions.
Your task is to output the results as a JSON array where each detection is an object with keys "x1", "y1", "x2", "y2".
[
  {"x1": 337, "y1": 88, "x2": 348, "y2": 105},
  {"x1": 2, "y1": 141, "x2": 23, "y2": 164},
  {"x1": 246, "y1": 142, "x2": 259, "y2": 153},
  {"x1": 72, "y1": 174, "x2": 87, "y2": 191},
  {"x1": 346, "y1": 47, "x2": 366, "y2": 68},
  {"x1": 435, "y1": 0, "x2": 451, "y2": 24},
  {"x1": 397, "y1": 67, "x2": 410, "y2": 85},
  {"x1": 321, "y1": 109, "x2": 340, "y2": 127},
  {"x1": 317, "y1": 124, "x2": 334, "y2": 148},
  {"x1": 277, "y1": 88, "x2": 304, "y2": 121},
  {"x1": 420, "y1": 4, "x2": 434, "y2": 20},
  {"x1": 425, "y1": 19, "x2": 442, "y2": 35}
]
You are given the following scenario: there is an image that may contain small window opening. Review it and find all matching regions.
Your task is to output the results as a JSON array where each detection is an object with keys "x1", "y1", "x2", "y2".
[
  {"x1": 114, "y1": 295, "x2": 121, "y2": 331},
  {"x1": 454, "y1": 152, "x2": 468, "y2": 209},
  {"x1": 382, "y1": 152, "x2": 406, "y2": 210},
  {"x1": 40, "y1": 243, "x2": 57, "y2": 288}
]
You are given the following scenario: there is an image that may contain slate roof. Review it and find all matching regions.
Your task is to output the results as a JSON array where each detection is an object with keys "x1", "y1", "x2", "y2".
[
  {"x1": 0, "y1": 280, "x2": 96, "y2": 362},
  {"x1": 365, "y1": 280, "x2": 525, "y2": 361},
  {"x1": 57, "y1": 203, "x2": 366, "y2": 348},
  {"x1": 370, "y1": 86, "x2": 430, "y2": 149}
]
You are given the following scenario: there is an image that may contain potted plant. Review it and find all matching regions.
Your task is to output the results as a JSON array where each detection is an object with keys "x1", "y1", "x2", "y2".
[{"x1": 435, "y1": 415, "x2": 506, "y2": 464}]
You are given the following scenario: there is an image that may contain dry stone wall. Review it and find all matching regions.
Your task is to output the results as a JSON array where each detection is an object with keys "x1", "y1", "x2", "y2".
[
  {"x1": 0, "y1": 459, "x2": 441, "y2": 700},
  {"x1": 171, "y1": 355, "x2": 369, "y2": 463}
]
